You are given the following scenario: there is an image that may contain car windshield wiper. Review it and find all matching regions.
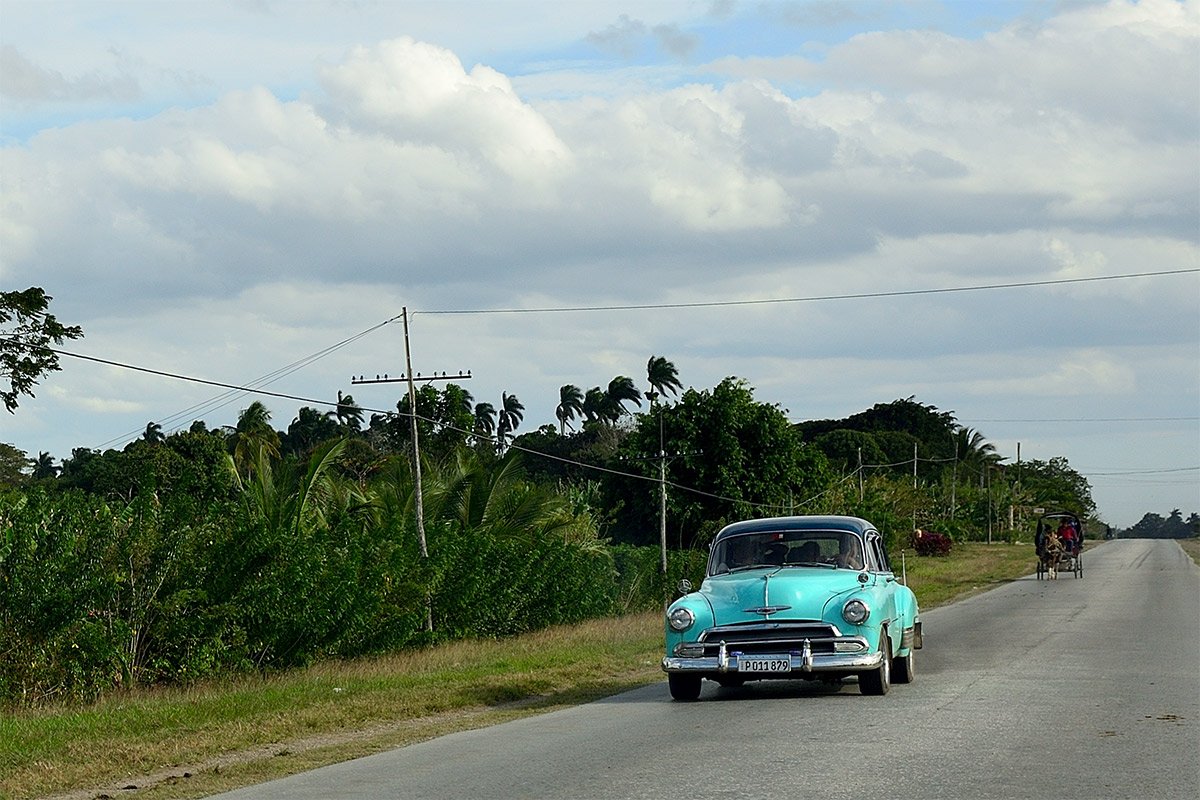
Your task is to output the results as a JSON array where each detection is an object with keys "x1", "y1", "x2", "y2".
[
  {"x1": 784, "y1": 561, "x2": 836, "y2": 569},
  {"x1": 727, "y1": 563, "x2": 778, "y2": 573}
]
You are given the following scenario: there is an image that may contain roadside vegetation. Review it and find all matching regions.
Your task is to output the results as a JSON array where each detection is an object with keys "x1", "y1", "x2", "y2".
[
  {"x1": 4, "y1": 541, "x2": 1044, "y2": 800},
  {"x1": 4, "y1": 365, "x2": 1112, "y2": 709},
  {"x1": 1177, "y1": 536, "x2": 1200, "y2": 566}
]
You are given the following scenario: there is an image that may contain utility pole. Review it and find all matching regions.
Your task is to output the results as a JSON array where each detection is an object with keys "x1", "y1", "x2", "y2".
[
  {"x1": 1012, "y1": 441, "x2": 1021, "y2": 532},
  {"x1": 857, "y1": 447, "x2": 864, "y2": 502},
  {"x1": 351, "y1": 307, "x2": 470, "y2": 631},
  {"x1": 912, "y1": 441, "x2": 918, "y2": 489},
  {"x1": 650, "y1": 446, "x2": 701, "y2": 574},
  {"x1": 987, "y1": 466, "x2": 993, "y2": 544},
  {"x1": 950, "y1": 440, "x2": 958, "y2": 521},
  {"x1": 623, "y1": 441, "x2": 699, "y2": 575},
  {"x1": 912, "y1": 441, "x2": 919, "y2": 533}
]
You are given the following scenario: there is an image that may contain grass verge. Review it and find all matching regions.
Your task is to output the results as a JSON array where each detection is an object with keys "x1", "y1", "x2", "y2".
[
  {"x1": 4, "y1": 540, "x2": 1047, "y2": 800},
  {"x1": 1177, "y1": 536, "x2": 1200, "y2": 566}
]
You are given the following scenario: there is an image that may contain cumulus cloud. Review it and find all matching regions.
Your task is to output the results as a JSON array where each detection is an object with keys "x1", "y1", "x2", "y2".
[{"x1": 2, "y1": 1, "x2": 1197, "y2": 525}]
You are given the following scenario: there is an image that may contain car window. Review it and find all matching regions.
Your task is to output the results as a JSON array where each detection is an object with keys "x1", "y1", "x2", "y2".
[
  {"x1": 868, "y1": 536, "x2": 890, "y2": 573},
  {"x1": 709, "y1": 531, "x2": 859, "y2": 573}
]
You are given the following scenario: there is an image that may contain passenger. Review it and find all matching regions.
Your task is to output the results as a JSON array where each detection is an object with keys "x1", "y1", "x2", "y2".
[
  {"x1": 762, "y1": 541, "x2": 787, "y2": 566},
  {"x1": 836, "y1": 536, "x2": 864, "y2": 569},
  {"x1": 717, "y1": 536, "x2": 754, "y2": 572},
  {"x1": 788, "y1": 540, "x2": 821, "y2": 564},
  {"x1": 1057, "y1": 519, "x2": 1078, "y2": 555}
]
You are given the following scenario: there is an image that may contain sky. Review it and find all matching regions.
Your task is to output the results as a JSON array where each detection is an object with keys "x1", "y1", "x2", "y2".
[{"x1": 1, "y1": 0, "x2": 1197, "y2": 529}]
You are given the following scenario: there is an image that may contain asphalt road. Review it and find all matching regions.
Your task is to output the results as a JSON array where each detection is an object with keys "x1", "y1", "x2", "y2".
[{"x1": 208, "y1": 539, "x2": 1200, "y2": 800}]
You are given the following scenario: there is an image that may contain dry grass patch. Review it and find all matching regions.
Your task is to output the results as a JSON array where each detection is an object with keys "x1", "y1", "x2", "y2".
[
  {"x1": 2, "y1": 614, "x2": 664, "y2": 800},
  {"x1": 898, "y1": 540, "x2": 1039, "y2": 609},
  {"x1": 1177, "y1": 536, "x2": 1200, "y2": 565}
]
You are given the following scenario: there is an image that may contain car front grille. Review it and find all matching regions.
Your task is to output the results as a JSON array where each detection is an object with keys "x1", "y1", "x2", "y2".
[{"x1": 696, "y1": 621, "x2": 842, "y2": 656}]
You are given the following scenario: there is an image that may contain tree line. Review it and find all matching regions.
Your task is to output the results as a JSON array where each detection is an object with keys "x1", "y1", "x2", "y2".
[{"x1": 1, "y1": 286, "x2": 1147, "y2": 707}]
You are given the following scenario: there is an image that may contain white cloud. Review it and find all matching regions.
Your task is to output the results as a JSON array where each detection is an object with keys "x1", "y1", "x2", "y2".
[{"x1": 1, "y1": 0, "x2": 1197, "y2": 527}]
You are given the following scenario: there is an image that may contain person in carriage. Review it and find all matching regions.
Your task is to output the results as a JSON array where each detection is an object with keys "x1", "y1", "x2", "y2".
[{"x1": 1056, "y1": 517, "x2": 1080, "y2": 557}]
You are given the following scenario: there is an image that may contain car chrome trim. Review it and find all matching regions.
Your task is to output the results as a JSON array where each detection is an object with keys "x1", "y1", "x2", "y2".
[
  {"x1": 700, "y1": 621, "x2": 843, "y2": 640},
  {"x1": 744, "y1": 605, "x2": 792, "y2": 615},
  {"x1": 662, "y1": 645, "x2": 882, "y2": 675}
]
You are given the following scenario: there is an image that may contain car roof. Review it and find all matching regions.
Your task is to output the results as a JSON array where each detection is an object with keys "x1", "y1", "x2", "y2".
[{"x1": 714, "y1": 515, "x2": 876, "y2": 543}]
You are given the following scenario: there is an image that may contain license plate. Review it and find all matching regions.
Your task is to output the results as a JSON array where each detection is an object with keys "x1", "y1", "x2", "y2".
[{"x1": 738, "y1": 657, "x2": 791, "y2": 673}]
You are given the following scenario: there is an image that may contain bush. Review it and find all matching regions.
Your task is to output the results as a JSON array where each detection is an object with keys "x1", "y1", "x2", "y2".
[
  {"x1": 610, "y1": 545, "x2": 708, "y2": 612},
  {"x1": 911, "y1": 528, "x2": 953, "y2": 556}
]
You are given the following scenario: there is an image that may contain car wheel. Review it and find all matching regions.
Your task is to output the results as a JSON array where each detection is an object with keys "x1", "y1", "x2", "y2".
[
  {"x1": 894, "y1": 644, "x2": 916, "y2": 684},
  {"x1": 668, "y1": 674, "x2": 703, "y2": 701},
  {"x1": 859, "y1": 634, "x2": 891, "y2": 695}
]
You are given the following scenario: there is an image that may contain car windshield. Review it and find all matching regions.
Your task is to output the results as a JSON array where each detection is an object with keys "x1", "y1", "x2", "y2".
[{"x1": 709, "y1": 530, "x2": 865, "y2": 575}]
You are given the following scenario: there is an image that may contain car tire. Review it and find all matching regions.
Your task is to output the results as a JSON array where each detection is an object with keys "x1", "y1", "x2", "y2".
[
  {"x1": 668, "y1": 674, "x2": 703, "y2": 701},
  {"x1": 894, "y1": 644, "x2": 915, "y2": 684},
  {"x1": 859, "y1": 634, "x2": 891, "y2": 695}
]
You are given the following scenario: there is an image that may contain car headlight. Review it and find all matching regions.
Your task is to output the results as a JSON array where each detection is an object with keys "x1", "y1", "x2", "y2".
[
  {"x1": 667, "y1": 607, "x2": 695, "y2": 632},
  {"x1": 842, "y1": 598, "x2": 870, "y2": 625}
]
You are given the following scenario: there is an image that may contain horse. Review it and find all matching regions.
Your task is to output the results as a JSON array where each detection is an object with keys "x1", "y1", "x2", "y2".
[{"x1": 1041, "y1": 531, "x2": 1065, "y2": 580}]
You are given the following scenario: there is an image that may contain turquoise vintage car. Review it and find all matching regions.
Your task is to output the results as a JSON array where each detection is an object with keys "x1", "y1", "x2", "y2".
[{"x1": 662, "y1": 515, "x2": 922, "y2": 701}]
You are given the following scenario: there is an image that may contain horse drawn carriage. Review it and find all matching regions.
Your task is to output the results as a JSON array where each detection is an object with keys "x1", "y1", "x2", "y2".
[{"x1": 1035, "y1": 511, "x2": 1083, "y2": 579}]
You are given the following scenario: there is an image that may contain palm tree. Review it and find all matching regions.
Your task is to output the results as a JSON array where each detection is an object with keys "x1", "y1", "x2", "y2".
[
  {"x1": 496, "y1": 392, "x2": 525, "y2": 447},
  {"x1": 605, "y1": 375, "x2": 642, "y2": 420},
  {"x1": 330, "y1": 390, "x2": 365, "y2": 432},
  {"x1": 582, "y1": 387, "x2": 606, "y2": 423},
  {"x1": 953, "y1": 426, "x2": 1001, "y2": 471},
  {"x1": 646, "y1": 355, "x2": 682, "y2": 405},
  {"x1": 230, "y1": 400, "x2": 281, "y2": 474},
  {"x1": 31, "y1": 451, "x2": 58, "y2": 479},
  {"x1": 473, "y1": 402, "x2": 497, "y2": 442},
  {"x1": 555, "y1": 384, "x2": 584, "y2": 434},
  {"x1": 142, "y1": 421, "x2": 165, "y2": 444}
]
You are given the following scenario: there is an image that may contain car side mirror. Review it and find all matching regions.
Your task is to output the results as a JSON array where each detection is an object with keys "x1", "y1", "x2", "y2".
[{"x1": 676, "y1": 579, "x2": 693, "y2": 596}]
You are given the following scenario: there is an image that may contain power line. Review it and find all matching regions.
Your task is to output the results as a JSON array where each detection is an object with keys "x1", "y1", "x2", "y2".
[
  {"x1": 1083, "y1": 466, "x2": 1199, "y2": 476},
  {"x1": 416, "y1": 268, "x2": 1198, "y2": 315},
  {"x1": 37, "y1": 345, "x2": 847, "y2": 516},
  {"x1": 973, "y1": 416, "x2": 1199, "y2": 423},
  {"x1": 35, "y1": 344, "x2": 1198, "y2": 518},
  {"x1": 88, "y1": 317, "x2": 401, "y2": 448}
]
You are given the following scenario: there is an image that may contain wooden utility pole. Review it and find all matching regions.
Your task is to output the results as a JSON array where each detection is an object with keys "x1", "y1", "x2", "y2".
[
  {"x1": 622, "y1": 434, "x2": 698, "y2": 575},
  {"x1": 351, "y1": 307, "x2": 470, "y2": 631}
]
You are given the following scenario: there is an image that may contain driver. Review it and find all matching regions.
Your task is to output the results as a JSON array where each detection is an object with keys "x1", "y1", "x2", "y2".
[{"x1": 717, "y1": 536, "x2": 754, "y2": 572}]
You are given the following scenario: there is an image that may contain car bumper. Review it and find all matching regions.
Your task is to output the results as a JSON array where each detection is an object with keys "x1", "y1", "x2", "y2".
[{"x1": 661, "y1": 637, "x2": 883, "y2": 675}]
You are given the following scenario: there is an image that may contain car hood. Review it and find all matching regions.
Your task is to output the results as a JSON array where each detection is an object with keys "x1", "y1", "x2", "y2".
[{"x1": 701, "y1": 568, "x2": 865, "y2": 624}]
